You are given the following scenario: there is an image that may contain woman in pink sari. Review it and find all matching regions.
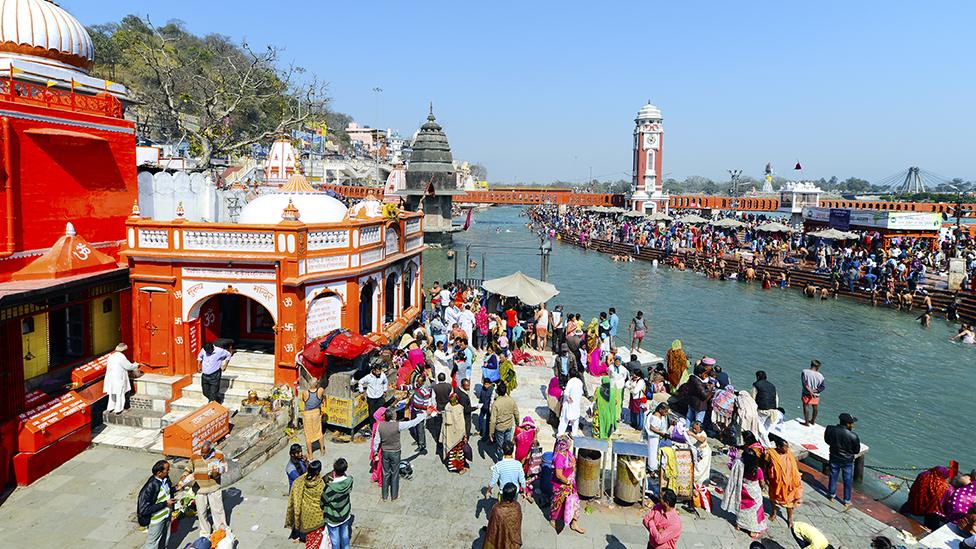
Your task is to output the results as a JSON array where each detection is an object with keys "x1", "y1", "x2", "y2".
[
  {"x1": 550, "y1": 435, "x2": 585, "y2": 534},
  {"x1": 514, "y1": 417, "x2": 539, "y2": 500},
  {"x1": 369, "y1": 406, "x2": 387, "y2": 486},
  {"x1": 722, "y1": 449, "x2": 767, "y2": 538},
  {"x1": 587, "y1": 346, "x2": 606, "y2": 376}
]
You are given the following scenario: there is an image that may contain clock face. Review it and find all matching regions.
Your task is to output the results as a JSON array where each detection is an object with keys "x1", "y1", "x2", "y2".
[{"x1": 644, "y1": 133, "x2": 658, "y2": 148}]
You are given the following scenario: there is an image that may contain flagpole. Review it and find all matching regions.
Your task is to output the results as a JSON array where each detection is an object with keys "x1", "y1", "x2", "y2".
[{"x1": 7, "y1": 67, "x2": 13, "y2": 101}]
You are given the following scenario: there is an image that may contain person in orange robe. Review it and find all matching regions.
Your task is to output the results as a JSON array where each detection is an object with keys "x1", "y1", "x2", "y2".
[{"x1": 765, "y1": 435, "x2": 803, "y2": 527}]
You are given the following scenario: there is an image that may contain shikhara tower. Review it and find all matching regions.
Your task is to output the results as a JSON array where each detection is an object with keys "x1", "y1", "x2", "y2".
[{"x1": 631, "y1": 101, "x2": 666, "y2": 212}]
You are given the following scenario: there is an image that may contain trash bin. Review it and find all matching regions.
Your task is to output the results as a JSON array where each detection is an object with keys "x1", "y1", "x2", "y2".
[
  {"x1": 576, "y1": 449, "x2": 602, "y2": 498},
  {"x1": 615, "y1": 456, "x2": 642, "y2": 504}
]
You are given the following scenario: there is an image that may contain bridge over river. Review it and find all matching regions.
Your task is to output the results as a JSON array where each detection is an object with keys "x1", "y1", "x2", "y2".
[{"x1": 323, "y1": 184, "x2": 976, "y2": 217}]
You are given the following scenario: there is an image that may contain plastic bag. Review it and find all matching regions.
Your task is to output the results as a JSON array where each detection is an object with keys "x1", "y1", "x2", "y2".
[{"x1": 215, "y1": 528, "x2": 236, "y2": 549}]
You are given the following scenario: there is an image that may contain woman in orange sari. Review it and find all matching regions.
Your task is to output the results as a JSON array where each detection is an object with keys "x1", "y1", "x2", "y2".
[{"x1": 764, "y1": 436, "x2": 802, "y2": 527}]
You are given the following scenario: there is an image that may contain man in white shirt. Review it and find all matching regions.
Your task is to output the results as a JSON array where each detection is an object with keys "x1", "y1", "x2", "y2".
[
  {"x1": 558, "y1": 373, "x2": 585, "y2": 436},
  {"x1": 439, "y1": 285, "x2": 452, "y2": 320},
  {"x1": 432, "y1": 340, "x2": 453, "y2": 381},
  {"x1": 444, "y1": 303, "x2": 461, "y2": 333},
  {"x1": 458, "y1": 304, "x2": 476, "y2": 348},
  {"x1": 104, "y1": 343, "x2": 140, "y2": 414},
  {"x1": 358, "y1": 365, "x2": 389, "y2": 425}
]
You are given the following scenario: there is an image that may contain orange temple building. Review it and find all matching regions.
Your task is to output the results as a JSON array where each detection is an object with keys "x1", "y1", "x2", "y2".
[{"x1": 123, "y1": 177, "x2": 424, "y2": 387}]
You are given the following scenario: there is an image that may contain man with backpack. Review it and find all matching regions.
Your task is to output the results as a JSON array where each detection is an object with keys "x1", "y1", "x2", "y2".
[{"x1": 137, "y1": 460, "x2": 175, "y2": 549}]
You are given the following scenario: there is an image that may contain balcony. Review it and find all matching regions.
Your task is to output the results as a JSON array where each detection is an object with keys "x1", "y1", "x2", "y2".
[
  {"x1": 0, "y1": 79, "x2": 123, "y2": 118},
  {"x1": 123, "y1": 211, "x2": 424, "y2": 278}
]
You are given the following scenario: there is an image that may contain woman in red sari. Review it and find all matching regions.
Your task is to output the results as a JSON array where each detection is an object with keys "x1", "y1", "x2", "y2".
[
  {"x1": 904, "y1": 466, "x2": 951, "y2": 529},
  {"x1": 514, "y1": 416, "x2": 540, "y2": 501}
]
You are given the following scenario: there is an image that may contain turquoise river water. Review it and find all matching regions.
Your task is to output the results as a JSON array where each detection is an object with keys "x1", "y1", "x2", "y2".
[{"x1": 421, "y1": 206, "x2": 973, "y2": 505}]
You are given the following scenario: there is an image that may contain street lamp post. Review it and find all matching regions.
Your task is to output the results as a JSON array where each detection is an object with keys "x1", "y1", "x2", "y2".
[
  {"x1": 728, "y1": 169, "x2": 742, "y2": 213},
  {"x1": 539, "y1": 233, "x2": 553, "y2": 282}
]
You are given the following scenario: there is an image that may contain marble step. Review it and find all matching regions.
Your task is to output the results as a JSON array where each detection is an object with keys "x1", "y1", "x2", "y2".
[
  {"x1": 170, "y1": 384, "x2": 255, "y2": 414},
  {"x1": 190, "y1": 371, "x2": 276, "y2": 392},
  {"x1": 133, "y1": 373, "x2": 186, "y2": 400},
  {"x1": 225, "y1": 352, "x2": 276, "y2": 374},
  {"x1": 105, "y1": 408, "x2": 166, "y2": 430},
  {"x1": 92, "y1": 423, "x2": 163, "y2": 453}
]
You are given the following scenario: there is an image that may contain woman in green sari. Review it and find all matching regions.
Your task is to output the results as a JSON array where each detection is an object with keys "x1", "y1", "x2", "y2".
[
  {"x1": 499, "y1": 352, "x2": 518, "y2": 394},
  {"x1": 592, "y1": 376, "x2": 617, "y2": 439}
]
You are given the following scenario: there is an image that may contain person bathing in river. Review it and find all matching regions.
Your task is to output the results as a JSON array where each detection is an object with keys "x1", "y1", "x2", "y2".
[{"x1": 952, "y1": 324, "x2": 975, "y2": 344}]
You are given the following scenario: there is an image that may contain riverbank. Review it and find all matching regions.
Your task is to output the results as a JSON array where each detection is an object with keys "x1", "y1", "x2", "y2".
[
  {"x1": 535, "y1": 225, "x2": 976, "y2": 327},
  {"x1": 423, "y1": 206, "x2": 974, "y2": 509}
]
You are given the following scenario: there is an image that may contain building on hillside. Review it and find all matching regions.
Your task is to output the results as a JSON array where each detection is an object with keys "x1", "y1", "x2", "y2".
[
  {"x1": 123, "y1": 174, "x2": 424, "y2": 388},
  {"x1": 0, "y1": 0, "x2": 137, "y2": 486},
  {"x1": 346, "y1": 123, "x2": 387, "y2": 158},
  {"x1": 399, "y1": 105, "x2": 462, "y2": 243},
  {"x1": 630, "y1": 101, "x2": 667, "y2": 213}
]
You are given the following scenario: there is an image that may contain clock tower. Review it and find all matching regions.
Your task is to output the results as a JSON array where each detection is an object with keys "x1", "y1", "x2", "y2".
[{"x1": 631, "y1": 102, "x2": 665, "y2": 212}]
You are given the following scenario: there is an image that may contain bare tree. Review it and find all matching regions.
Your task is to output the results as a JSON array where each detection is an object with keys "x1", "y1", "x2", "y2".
[{"x1": 128, "y1": 18, "x2": 329, "y2": 168}]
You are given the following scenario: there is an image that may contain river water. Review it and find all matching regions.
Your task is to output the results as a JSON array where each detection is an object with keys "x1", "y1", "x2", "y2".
[{"x1": 422, "y1": 206, "x2": 972, "y2": 504}]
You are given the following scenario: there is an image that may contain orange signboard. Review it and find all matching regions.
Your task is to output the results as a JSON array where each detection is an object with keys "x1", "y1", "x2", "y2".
[
  {"x1": 161, "y1": 402, "x2": 230, "y2": 458},
  {"x1": 70, "y1": 353, "x2": 111, "y2": 385},
  {"x1": 17, "y1": 391, "x2": 90, "y2": 453}
]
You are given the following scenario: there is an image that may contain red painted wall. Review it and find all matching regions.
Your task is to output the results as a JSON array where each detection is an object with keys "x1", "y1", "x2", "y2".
[{"x1": 0, "y1": 97, "x2": 136, "y2": 280}]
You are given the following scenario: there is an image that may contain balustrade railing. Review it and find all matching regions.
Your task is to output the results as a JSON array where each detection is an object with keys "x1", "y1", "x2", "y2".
[{"x1": 0, "y1": 79, "x2": 124, "y2": 118}]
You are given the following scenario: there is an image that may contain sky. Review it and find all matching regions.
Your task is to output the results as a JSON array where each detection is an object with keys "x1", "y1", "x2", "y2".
[{"x1": 67, "y1": 1, "x2": 976, "y2": 185}]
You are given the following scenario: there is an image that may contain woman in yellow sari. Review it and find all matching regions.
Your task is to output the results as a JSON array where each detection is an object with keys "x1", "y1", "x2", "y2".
[
  {"x1": 585, "y1": 318, "x2": 600, "y2": 351},
  {"x1": 499, "y1": 353, "x2": 518, "y2": 393}
]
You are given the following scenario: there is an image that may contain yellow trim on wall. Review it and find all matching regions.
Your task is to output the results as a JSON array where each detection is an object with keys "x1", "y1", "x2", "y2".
[
  {"x1": 22, "y1": 313, "x2": 49, "y2": 380},
  {"x1": 92, "y1": 294, "x2": 121, "y2": 354}
]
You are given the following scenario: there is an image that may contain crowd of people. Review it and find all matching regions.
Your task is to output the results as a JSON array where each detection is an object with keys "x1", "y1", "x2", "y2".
[
  {"x1": 526, "y1": 205, "x2": 976, "y2": 335},
  {"x1": 133, "y1": 272, "x2": 962, "y2": 549}
]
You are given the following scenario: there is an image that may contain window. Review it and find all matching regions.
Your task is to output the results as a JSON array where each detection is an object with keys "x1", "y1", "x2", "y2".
[
  {"x1": 102, "y1": 298, "x2": 114, "y2": 313},
  {"x1": 22, "y1": 317, "x2": 34, "y2": 335}
]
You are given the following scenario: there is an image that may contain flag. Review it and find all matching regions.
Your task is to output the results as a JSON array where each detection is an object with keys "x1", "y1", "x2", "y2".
[
  {"x1": 794, "y1": 161, "x2": 802, "y2": 170},
  {"x1": 9, "y1": 66, "x2": 23, "y2": 75},
  {"x1": 46, "y1": 80, "x2": 57, "y2": 87},
  {"x1": 104, "y1": 80, "x2": 115, "y2": 90}
]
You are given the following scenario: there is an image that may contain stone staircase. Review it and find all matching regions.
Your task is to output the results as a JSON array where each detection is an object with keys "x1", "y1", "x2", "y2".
[{"x1": 167, "y1": 351, "x2": 277, "y2": 417}]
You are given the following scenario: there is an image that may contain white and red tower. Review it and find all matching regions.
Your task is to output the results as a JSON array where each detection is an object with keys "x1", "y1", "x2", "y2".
[
  {"x1": 264, "y1": 138, "x2": 297, "y2": 182},
  {"x1": 631, "y1": 102, "x2": 666, "y2": 212}
]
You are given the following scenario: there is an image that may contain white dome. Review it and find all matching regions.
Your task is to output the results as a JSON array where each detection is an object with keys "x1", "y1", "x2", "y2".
[
  {"x1": 239, "y1": 192, "x2": 348, "y2": 225},
  {"x1": 0, "y1": 0, "x2": 95, "y2": 71},
  {"x1": 636, "y1": 102, "x2": 662, "y2": 121}
]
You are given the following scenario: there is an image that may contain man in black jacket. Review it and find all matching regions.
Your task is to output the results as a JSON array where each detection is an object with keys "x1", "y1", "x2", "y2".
[
  {"x1": 137, "y1": 460, "x2": 174, "y2": 549},
  {"x1": 824, "y1": 413, "x2": 860, "y2": 506}
]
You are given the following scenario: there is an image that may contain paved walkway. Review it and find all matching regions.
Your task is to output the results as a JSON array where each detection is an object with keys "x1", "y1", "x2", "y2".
[{"x1": 0, "y1": 350, "x2": 917, "y2": 548}]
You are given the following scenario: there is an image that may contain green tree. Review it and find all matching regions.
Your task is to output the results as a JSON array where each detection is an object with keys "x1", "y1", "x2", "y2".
[{"x1": 89, "y1": 17, "x2": 337, "y2": 168}]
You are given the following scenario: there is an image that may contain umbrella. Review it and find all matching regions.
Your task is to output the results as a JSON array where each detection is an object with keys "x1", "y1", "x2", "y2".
[
  {"x1": 809, "y1": 228, "x2": 854, "y2": 240},
  {"x1": 710, "y1": 217, "x2": 746, "y2": 228},
  {"x1": 756, "y1": 221, "x2": 793, "y2": 233},
  {"x1": 646, "y1": 211, "x2": 673, "y2": 222},
  {"x1": 482, "y1": 271, "x2": 559, "y2": 306},
  {"x1": 622, "y1": 211, "x2": 645, "y2": 218},
  {"x1": 605, "y1": 206, "x2": 629, "y2": 214},
  {"x1": 678, "y1": 214, "x2": 709, "y2": 224}
]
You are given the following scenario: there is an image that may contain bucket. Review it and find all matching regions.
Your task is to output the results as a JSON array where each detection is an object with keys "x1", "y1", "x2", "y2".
[
  {"x1": 576, "y1": 448, "x2": 602, "y2": 498},
  {"x1": 615, "y1": 457, "x2": 642, "y2": 504}
]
